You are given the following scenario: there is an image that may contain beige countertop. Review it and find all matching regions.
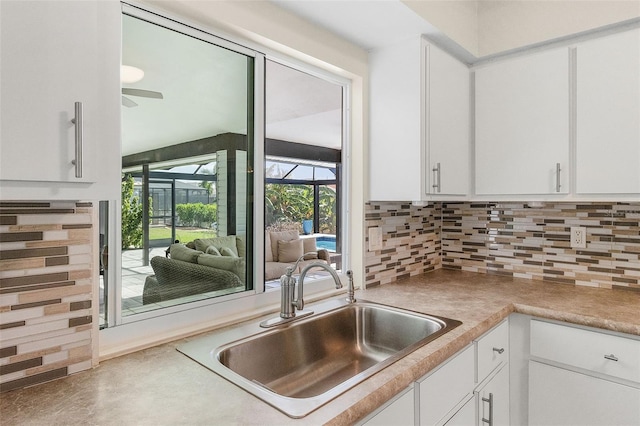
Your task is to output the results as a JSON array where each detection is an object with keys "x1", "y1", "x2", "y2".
[{"x1": 2, "y1": 270, "x2": 639, "y2": 425}]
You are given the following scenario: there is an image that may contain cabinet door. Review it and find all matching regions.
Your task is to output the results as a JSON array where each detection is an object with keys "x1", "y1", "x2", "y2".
[
  {"x1": 476, "y1": 363, "x2": 510, "y2": 426},
  {"x1": 576, "y1": 28, "x2": 640, "y2": 194},
  {"x1": 419, "y1": 345, "x2": 475, "y2": 426},
  {"x1": 361, "y1": 385, "x2": 415, "y2": 426},
  {"x1": 426, "y1": 42, "x2": 470, "y2": 196},
  {"x1": 1, "y1": 1, "x2": 105, "y2": 183},
  {"x1": 444, "y1": 395, "x2": 476, "y2": 426},
  {"x1": 529, "y1": 361, "x2": 640, "y2": 426},
  {"x1": 369, "y1": 37, "x2": 423, "y2": 201},
  {"x1": 475, "y1": 48, "x2": 569, "y2": 195}
]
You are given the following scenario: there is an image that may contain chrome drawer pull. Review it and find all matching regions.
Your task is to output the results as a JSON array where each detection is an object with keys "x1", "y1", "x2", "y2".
[
  {"x1": 482, "y1": 393, "x2": 493, "y2": 426},
  {"x1": 604, "y1": 354, "x2": 619, "y2": 362},
  {"x1": 70, "y1": 101, "x2": 83, "y2": 178},
  {"x1": 493, "y1": 347, "x2": 505, "y2": 354}
]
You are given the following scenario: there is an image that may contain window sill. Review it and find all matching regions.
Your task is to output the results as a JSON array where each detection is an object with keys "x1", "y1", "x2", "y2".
[{"x1": 99, "y1": 274, "x2": 349, "y2": 361}]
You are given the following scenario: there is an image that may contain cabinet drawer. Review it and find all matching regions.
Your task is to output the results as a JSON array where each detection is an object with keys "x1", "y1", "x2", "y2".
[
  {"x1": 475, "y1": 320, "x2": 509, "y2": 383},
  {"x1": 530, "y1": 320, "x2": 640, "y2": 383},
  {"x1": 360, "y1": 385, "x2": 415, "y2": 426},
  {"x1": 419, "y1": 345, "x2": 475, "y2": 426},
  {"x1": 529, "y1": 361, "x2": 640, "y2": 426}
]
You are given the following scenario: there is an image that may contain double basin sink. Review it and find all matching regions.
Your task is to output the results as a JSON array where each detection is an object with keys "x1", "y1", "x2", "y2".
[{"x1": 178, "y1": 299, "x2": 461, "y2": 418}]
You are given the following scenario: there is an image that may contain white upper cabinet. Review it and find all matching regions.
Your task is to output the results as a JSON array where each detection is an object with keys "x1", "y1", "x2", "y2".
[
  {"x1": 575, "y1": 28, "x2": 640, "y2": 195},
  {"x1": 427, "y1": 42, "x2": 470, "y2": 196},
  {"x1": 0, "y1": 0, "x2": 121, "y2": 200},
  {"x1": 475, "y1": 48, "x2": 570, "y2": 195},
  {"x1": 369, "y1": 37, "x2": 469, "y2": 202}
]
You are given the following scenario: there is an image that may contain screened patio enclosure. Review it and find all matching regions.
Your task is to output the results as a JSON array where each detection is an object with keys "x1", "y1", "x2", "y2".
[{"x1": 123, "y1": 137, "x2": 341, "y2": 268}]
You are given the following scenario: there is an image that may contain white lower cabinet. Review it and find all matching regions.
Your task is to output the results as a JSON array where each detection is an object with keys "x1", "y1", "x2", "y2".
[
  {"x1": 528, "y1": 319, "x2": 640, "y2": 426},
  {"x1": 418, "y1": 345, "x2": 475, "y2": 425},
  {"x1": 529, "y1": 361, "x2": 640, "y2": 426},
  {"x1": 475, "y1": 363, "x2": 510, "y2": 426},
  {"x1": 360, "y1": 384, "x2": 415, "y2": 426},
  {"x1": 361, "y1": 316, "x2": 640, "y2": 426},
  {"x1": 444, "y1": 395, "x2": 476, "y2": 426}
]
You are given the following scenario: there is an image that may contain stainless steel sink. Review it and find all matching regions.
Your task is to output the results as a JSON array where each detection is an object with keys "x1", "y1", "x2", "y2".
[{"x1": 178, "y1": 299, "x2": 461, "y2": 418}]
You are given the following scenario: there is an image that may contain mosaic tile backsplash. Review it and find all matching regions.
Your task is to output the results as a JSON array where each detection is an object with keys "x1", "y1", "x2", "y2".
[
  {"x1": 365, "y1": 202, "x2": 441, "y2": 287},
  {"x1": 0, "y1": 202, "x2": 94, "y2": 392},
  {"x1": 365, "y1": 202, "x2": 640, "y2": 290}
]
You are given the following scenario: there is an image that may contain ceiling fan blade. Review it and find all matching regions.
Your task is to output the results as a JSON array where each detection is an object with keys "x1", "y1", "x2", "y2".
[
  {"x1": 122, "y1": 88, "x2": 164, "y2": 99},
  {"x1": 122, "y1": 96, "x2": 138, "y2": 108}
]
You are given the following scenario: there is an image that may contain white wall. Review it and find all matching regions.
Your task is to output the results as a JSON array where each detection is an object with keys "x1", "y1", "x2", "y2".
[
  {"x1": 402, "y1": 0, "x2": 479, "y2": 55},
  {"x1": 478, "y1": 0, "x2": 640, "y2": 56},
  {"x1": 403, "y1": 0, "x2": 639, "y2": 57}
]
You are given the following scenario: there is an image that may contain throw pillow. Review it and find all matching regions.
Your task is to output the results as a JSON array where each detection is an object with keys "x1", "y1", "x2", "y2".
[
  {"x1": 278, "y1": 238, "x2": 304, "y2": 263},
  {"x1": 220, "y1": 247, "x2": 238, "y2": 257},
  {"x1": 197, "y1": 253, "x2": 245, "y2": 283},
  {"x1": 194, "y1": 235, "x2": 238, "y2": 256},
  {"x1": 265, "y1": 232, "x2": 273, "y2": 262},
  {"x1": 269, "y1": 230, "x2": 299, "y2": 262},
  {"x1": 236, "y1": 235, "x2": 246, "y2": 258},
  {"x1": 206, "y1": 246, "x2": 221, "y2": 256},
  {"x1": 169, "y1": 243, "x2": 203, "y2": 263},
  {"x1": 302, "y1": 237, "x2": 318, "y2": 260}
]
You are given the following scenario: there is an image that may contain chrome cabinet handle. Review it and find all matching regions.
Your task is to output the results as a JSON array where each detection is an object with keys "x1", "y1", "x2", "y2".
[
  {"x1": 482, "y1": 393, "x2": 493, "y2": 426},
  {"x1": 432, "y1": 162, "x2": 441, "y2": 193},
  {"x1": 71, "y1": 101, "x2": 83, "y2": 178},
  {"x1": 604, "y1": 354, "x2": 619, "y2": 362},
  {"x1": 493, "y1": 347, "x2": 505, "y2": 354},
  {"x1": 555, "y1": 162, "x2": 561, "y2": 192}
]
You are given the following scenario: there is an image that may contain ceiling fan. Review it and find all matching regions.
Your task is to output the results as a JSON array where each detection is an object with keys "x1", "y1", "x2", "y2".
[
  {"x1": 121, "y1": 65, "x2": 163, "y2": 108},
  {"x1": 121, "y1": 88, "x2": 164, "y2": 108}
]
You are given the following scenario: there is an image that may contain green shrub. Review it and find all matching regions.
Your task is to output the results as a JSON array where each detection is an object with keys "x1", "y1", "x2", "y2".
[
  {"x1": 176, "y1": 203, "x2": 217, "y2": 227},
  {"x1": 121, "y1": 174, "x2": 144, "y2": 249}
]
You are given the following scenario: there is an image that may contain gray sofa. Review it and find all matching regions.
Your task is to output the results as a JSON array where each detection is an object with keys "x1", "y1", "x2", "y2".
[
  {"x1": 142, "y1": 235, "x2": 245, "y2": 305},
  {"x1": 142, "y1": 232, "x2": 331, "y2": 304}
]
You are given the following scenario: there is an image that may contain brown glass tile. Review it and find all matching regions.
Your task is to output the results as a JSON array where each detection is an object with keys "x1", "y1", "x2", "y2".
[
  {"x1": 11, "y1": 299, "x2": 62, "y2": 310},
  {"x1": 0, "y1": 202, "x2": 50, "y2": 208},
  {"x1": 0, "y1": 272, "x2": 69, "y2": 288},
  {"x1": 0, "y1": 320, "x2": 26, "y2": 330},
  {"x1": 0, "y1": 281, "x2": 74, "y2": 295},
  {"x1": 0, "y1": 357, "x2": 42, "y2": 376},
  {"x1": 0, "y1": 209, "x2": 74, "y2": 215},
  {"x1": 61, "y1": 224, "x2": 92, "y2": 230},
  {"x1": 0, "y1": 247, "x2": 67, "y2": 260},
  {"x1": 0, "y1": 216, "x2": 17, "y2": 225},
  {"x1": 70, "y1": 300, "x2": 92, "y2": 311},
  {"x1": 0, "y1": 232, "x2": 43, "y2": 243},
  {"x1": 0, "y1": 346, "x2": 17, "y2": 358},
  {"x1": 45, "y1": 256, "x2": 69, "y2": 267},
  {"x1": 69, "y1": 316, "x2": 92, "y2": 327},
  {"x1": 0, "y1": 367, "x2": 67, "y2": 393}
]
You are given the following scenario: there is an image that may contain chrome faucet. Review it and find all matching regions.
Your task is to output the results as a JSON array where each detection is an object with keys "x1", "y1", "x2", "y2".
[{"x1": 260, "y1": 253, "x2": 355, "y2": 328}]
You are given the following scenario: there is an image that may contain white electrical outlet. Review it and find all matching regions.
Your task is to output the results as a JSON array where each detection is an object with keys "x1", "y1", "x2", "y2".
[
  {"x1": 368, "y1": 227, "x2": 383, "y2": 251},
  {"x1": 570, "y1": 226, "x2": 587, "y2": 249}
]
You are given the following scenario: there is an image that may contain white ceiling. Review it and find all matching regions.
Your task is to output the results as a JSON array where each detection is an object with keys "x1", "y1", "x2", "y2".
[{"x1": 270, "y1": 0, "x2": 440, "y2": 51}]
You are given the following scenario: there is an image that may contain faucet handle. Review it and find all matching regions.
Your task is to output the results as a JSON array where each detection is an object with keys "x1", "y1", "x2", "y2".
[{"x1": 288, "y1": 252, "x2": 317, "y2": 276}]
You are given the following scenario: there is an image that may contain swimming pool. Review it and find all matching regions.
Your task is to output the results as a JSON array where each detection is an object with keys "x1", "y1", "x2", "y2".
[{"x1": 316, "y1": 235, "x2": 336, "y2": 252}]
